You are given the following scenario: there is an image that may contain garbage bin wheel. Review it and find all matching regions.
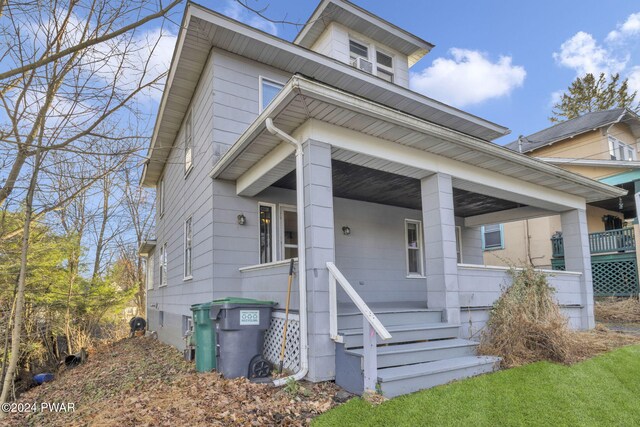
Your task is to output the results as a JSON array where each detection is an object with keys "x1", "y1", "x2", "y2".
[{"x1": 248, "y1": 355, "x2": 272, "y2": 379}]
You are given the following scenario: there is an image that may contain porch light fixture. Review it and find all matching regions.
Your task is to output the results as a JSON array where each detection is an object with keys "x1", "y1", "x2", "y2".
[
  {"x1": 619, "y1": 197, "x2": 624, "y2": 210},
  {"x1": 342, "y1": 226, "x2": 351, "y2": 236},
  {"x1": 237, "y1": 214, "x2": 246, "y2": 225}
]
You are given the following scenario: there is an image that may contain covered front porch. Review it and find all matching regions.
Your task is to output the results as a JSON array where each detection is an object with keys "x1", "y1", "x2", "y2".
[{"x1": 209, "y1": 75, "x2": 625, "y2": 385}]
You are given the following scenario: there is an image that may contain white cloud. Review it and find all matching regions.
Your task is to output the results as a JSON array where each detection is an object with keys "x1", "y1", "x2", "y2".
[
  {"x1": 606, "y1": 12, "x2": 640, "y2": 42},
  {"x1": 549, "y1": 90, "x2": 564, "y2": 107},
  {"x1": 628, "y1": 66, "x2": 640, "y2": 95},
  {"x1": 409, "y1": 48, "x2": 526, "y2": 107},
  {"x1": 553, "y1": 31, "x2": 627, "y2": 76},
  {"x1": 223, "y1": 1, "x2": 278, "y2": 35}
]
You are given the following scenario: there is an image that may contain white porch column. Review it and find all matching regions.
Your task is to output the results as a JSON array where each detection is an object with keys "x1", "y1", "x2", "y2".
[
  {"x1": 303, "y1": 139, "x2": 336, "y2": 381},
  {"x1": 561, "y1": 208, "x2": 595, "y2": 329},
  {"x1": 421, "y1": 173, "x2": 460, "y2": 325}
]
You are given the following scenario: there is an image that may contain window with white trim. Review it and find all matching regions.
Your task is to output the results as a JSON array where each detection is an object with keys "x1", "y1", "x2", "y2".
[
  {"x1": 608, "y1": 135, "x2": 636, "y2": 161},
  {"x1": 375, "y1": 50, "x2": 394, "y2": 82},
  {"x1": 147, "y1": 256, "x2": 154, "y2": 290},
  {"x1": 184, "y1": 111, "x2": 193, "y2": 174},
  {"x1": 482, "y1": 224, "x2": 504, "y2": 250},
  {"x1": 405, "y1": 220, "x2": 424, "y2": 276},
  {"x1": 259, "y1": 203, "x2": 275, "y2": 263},
  {"x1": 349, "y1": 39, "x2": 369, "y2": 65},
  {"x1": 280, "y1": 206, "x2": 298, "y2": 260},
  {"x1": 260, "y1": 78, "x2": 284, "y2": 112},
  {"x1": 159, "y1": 243, "x2": 167, "y2": 286},
  {"x1": 184, "y1": 217, "x2": 192, "y2": 279},
  {"x1": 158, "y1": 177, "x2": 164, "y2": 216},
  {"x1": 349, "y1": 38, "x2": 395, "y2": 81}
]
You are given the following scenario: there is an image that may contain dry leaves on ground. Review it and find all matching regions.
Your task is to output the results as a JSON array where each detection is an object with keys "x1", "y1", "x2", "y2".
[{"x1": 6, "y1": 337, "x2": 341, "y2": 427}]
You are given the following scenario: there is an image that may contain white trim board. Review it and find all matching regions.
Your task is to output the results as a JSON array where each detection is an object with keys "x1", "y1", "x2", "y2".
[{"x1": 295, "y1": 119, "x2": 588, "y2": 211}]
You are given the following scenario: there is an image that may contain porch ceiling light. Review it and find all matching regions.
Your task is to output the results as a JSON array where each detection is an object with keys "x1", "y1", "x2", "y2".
[
  {"x1": 342, "y1": 226, "x2": 351, "y2": 236},
  {"x1": 237, "y1": 213, "x2": 246, "y2": 225}
]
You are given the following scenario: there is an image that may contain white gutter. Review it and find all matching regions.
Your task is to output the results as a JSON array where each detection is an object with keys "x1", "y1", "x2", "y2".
[{"x1": 265, "y1": 118, "x2": 309, "y2": 386}]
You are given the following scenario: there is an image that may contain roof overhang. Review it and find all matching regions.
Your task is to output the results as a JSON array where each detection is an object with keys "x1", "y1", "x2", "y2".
[
  {"x1": 516, "y1": 109, "x2": 640, "y2": 154},
  {"x1": 139, "y1": 240, "x2": 156, "y2": 257},
  {"x1": 141, "y1": 1, "x2": 509, "y2": 187},
  {"x1": 210, "y1": 75, "x2": 626, "y2": 207},
  {"x1": 293, "y1": 0, "x2": 434, "y2": 67},
  {"x1": 536, "y1": 158, "x2": 640, "y2": 169}
]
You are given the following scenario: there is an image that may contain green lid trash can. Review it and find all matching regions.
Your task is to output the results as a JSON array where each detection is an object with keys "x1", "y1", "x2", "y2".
[
  {"x1": 209, "y1": 297, "x2": 277, "y2": 379},
  {"x1": 190, "y1": 302, "x2": 217, "y2": 372}
]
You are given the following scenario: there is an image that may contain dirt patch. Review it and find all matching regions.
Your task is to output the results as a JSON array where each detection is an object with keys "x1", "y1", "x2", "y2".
[
  {"x1": 595, "y1": 298, "x2": 640, "y2": 323},
  {"x1": 5, "y1": 337, "x2": 341, "y2": 426}
]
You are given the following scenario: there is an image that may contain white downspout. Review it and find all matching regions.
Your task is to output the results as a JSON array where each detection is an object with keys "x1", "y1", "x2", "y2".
[{"x1": 265, "y1": 118, "x2": 309, "y2": 385}]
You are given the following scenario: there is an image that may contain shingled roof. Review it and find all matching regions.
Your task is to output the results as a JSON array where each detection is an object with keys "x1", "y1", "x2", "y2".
[{"x1": 504, "y1": 108, "x2": 630, "y2": 153}]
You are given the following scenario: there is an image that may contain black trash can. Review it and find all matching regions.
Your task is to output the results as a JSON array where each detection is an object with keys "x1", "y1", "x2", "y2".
[{"x1": 209, "y1": 297, "x2": 277, "y2": 379}]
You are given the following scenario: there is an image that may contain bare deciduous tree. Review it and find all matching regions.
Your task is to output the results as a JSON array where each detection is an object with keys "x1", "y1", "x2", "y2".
[{"x1": 0, "y1": 0, "x2": 177, "y2": 406}]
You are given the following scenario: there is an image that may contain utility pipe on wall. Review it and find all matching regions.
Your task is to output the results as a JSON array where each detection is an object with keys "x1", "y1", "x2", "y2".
[{"x1": 265, "y1": 118, "x2": 309, "y2": 386}]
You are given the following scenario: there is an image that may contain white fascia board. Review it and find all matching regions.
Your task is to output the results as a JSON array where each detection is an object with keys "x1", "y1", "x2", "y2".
[
  {"x1": 536, "y1": 157, "x2": 640, "y2": 169},
  {"x1": 141, "y1": 4, "x2": 193, "y2": 187},
  {"x1": 294, "y1": 0, "x2": 433, "y2": 61},
  {"x1": 291, "y1": 78, "x2": 625, "y2": 201},
  {"x1": 464, "y1": 207, "x2": 557, "y2": 228},
  {"x1": 236, "y1": 142, "x2": 296, "y2": 196},
  {"x1": 295, "y1": 119, "x2": 587, "y2": 211},
  {"x1": 187, "y1": 3, "x2": 507, "y2": 138}
]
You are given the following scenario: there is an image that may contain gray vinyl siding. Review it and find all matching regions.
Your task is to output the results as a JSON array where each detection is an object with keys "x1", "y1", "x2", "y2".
[
  {"x1": 334, "y1": 198, "x2": 425, "y2": 303},
  {"x1": 147, "y1": 48, "x2": 216, "y2": 344},
  {"x1": 148, "y1": 49, "x2": 294, "y2": 345}
]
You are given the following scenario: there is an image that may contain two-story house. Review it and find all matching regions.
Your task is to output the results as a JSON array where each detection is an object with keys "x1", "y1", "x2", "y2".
[
  {"x1": 485, "y1": 109, "x2": 640, "y2": 297},
  {"x1": 139, "y1": 0, "x2": 624, "y2": 397}
]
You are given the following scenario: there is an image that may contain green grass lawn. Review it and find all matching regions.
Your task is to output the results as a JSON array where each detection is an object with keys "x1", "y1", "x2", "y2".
[{"x1": 314, "y1": 345, "x2": 640, "y2": 426}]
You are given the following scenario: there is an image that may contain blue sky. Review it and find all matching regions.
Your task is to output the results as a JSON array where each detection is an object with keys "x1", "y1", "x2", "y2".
[{"x1": 191, "y1": 0, "x2": 640, "y2": 145}]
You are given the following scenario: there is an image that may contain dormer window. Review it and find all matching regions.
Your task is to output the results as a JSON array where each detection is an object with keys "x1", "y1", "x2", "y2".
[
  {"x1": 349, "y1": 39, "x2": 369, "y2": 64},
  {"x1": 349, "y1": 38, "x2": 394, "y2": 82},
  {"x1": 608, "y1": 136, "x2": 636, "y2": 161},
  {"x1": 376, "y1": 50, "x2": 394, "y2": 82}
]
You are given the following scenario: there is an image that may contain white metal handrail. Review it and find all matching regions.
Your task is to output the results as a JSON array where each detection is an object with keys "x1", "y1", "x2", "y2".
[{"x1": 327, "y1": 261, "x2": 391, "y2": 393}]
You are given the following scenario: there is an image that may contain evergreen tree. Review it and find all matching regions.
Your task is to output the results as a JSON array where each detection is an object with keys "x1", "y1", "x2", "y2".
[{"x1": 550, "y1": 73, "x2": 639, "y2": 122}]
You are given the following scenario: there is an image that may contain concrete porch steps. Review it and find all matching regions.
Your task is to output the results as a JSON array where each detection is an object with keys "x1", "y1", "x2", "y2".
[{"x1": 334, "y1": 306, "x2": 500, "y2": 398}]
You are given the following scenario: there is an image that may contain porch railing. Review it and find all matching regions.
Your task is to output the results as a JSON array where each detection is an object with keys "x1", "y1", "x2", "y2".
[
  {"x1": 551, "y1": 227, "x2": 635, "y2": 257},
  {"x1": 327, "y1": 262, "x2": 391, "y2": 393}
]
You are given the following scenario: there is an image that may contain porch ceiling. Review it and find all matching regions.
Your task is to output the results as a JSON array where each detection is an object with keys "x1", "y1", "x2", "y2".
[
  {"x1": 210, "y1": 75, "x2": 627, "y2": 207},
  {"x1": 273, "y1": 160, "x2": 523, "y2": 217},
  {"x1": 589, "y1": 181, "x2": 636, "y2": 219}
]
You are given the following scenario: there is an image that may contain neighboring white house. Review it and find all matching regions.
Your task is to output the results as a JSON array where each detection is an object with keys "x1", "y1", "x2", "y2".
[{"x1": 139, "y1": 0, "x2": 625, "y2": 397}]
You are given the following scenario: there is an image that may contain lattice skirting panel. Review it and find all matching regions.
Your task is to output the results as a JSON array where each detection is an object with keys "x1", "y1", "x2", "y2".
[
  {"x1": 263, "y1": 311, "x2": 300, "y2": 372},
  {"x1": 552, "y1": 253, "x2": 639, "y2": 297}
]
